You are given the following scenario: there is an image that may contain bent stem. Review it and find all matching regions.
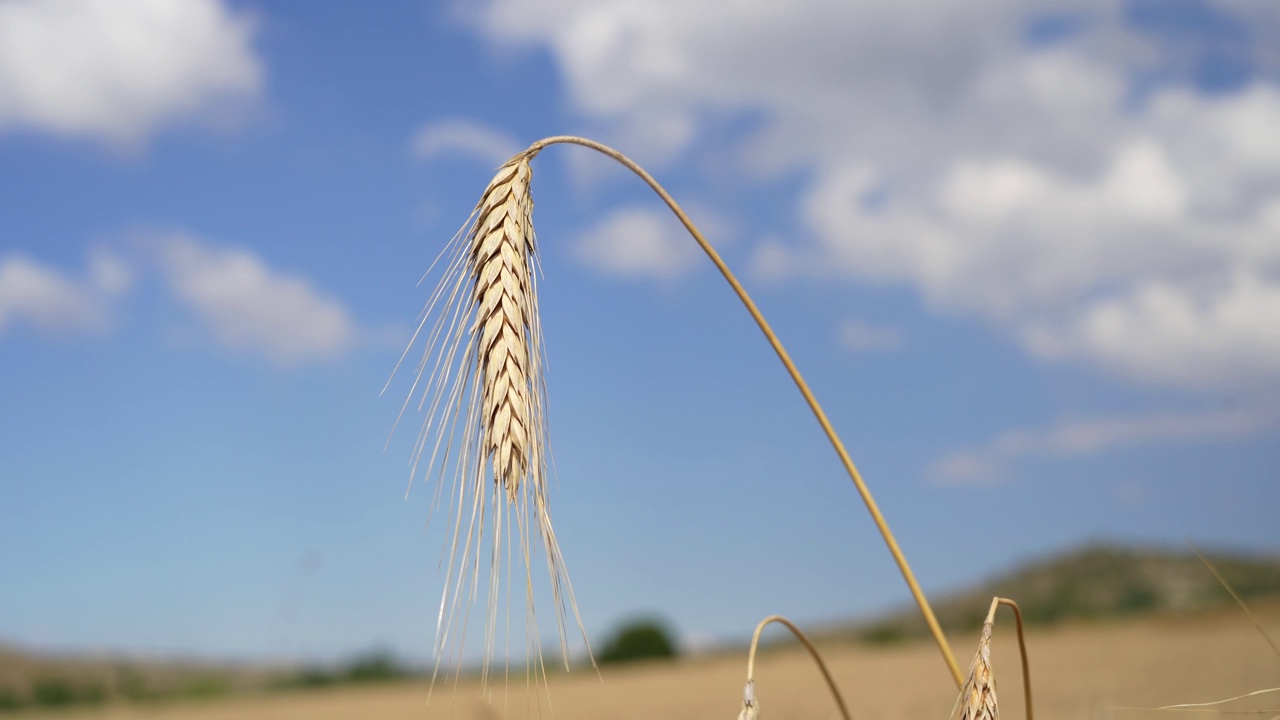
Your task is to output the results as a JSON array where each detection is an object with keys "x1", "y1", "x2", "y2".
[
  {"x1": 743, "y1": 614, "x2": 852, "y2": 720},
  {"x1": 993, "y1": 598, "x2": 1034, "y2": 720},
  {"x1": 524, "y1": 135, "x2": 964, "y2": 687}
]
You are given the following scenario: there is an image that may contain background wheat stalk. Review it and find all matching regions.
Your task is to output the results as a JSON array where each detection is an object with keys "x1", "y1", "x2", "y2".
[{"x1": 952, "y1": 597, "x2": 1034, "y2": 720}]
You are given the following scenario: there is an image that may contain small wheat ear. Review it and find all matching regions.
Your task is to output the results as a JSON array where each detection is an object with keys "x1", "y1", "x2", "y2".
[{"x1": 952, "y1": 597, "x2": 1034, "y2": 720}]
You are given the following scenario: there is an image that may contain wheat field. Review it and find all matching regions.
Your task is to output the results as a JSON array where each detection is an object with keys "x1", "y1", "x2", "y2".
[{"x1": 14, "y1": 601, "x2": 1277, "y2": 720}]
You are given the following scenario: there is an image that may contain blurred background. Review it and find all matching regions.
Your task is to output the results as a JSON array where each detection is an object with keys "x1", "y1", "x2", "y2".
[{"x1": 1, "y1": 0, "x2": 1278, "y2": 709}]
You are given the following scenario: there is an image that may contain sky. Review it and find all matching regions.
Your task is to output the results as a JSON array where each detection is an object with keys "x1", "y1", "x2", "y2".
[{"x1": 1, "y1": 0, "x2": 1278, "y2": 671}]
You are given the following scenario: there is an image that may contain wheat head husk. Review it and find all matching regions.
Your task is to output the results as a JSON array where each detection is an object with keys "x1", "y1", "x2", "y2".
[
  {"x1": 956, "y1": 619, "x2": 999, "y2": 720},
  {"x1": 472, "y1": 154, "x2": 538, "y2": 502},
  {"x1": 391, "y1": 150, "x2": 586, "y2": 682}
]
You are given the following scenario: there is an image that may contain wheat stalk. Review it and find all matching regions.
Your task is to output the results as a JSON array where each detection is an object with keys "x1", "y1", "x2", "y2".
[
  {"x1": 392, "y1": 134, "x2": 970, "y2": 689},
  {"x1": 522, "y1": 136, "x2": 964, "y2": 686},
  {"x1": 388, "y1": 151, "x2": 586, "y2": 684},
  {"x1": 738, "y1": 614, "x2": 852, "y2": 720}
]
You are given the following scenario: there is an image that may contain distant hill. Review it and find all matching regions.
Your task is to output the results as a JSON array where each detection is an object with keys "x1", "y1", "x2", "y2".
[
  {"x1": 0, "y1": 645, "x2": 418, "y2": 713},
  {"x1": 838, "y1": 543, "x2": 1280, "y2": 645},
  {"x1": 0, "y1": 645, "x2": 280, "y2": 711}
]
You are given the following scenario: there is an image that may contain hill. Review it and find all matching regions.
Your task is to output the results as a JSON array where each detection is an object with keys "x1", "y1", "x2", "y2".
[
  {"x1": 0, "y1": 645, "x2": 280, "y2": 711},
  {"x1": 0, "y1": 646, "x2": 418, "y2": 713},
  {"x1": 839, "y1": 543, "x2": 1280, "y2": 645}
]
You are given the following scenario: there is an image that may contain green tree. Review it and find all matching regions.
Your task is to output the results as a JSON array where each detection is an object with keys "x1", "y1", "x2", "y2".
[
  {"x1": 598, "y1": 618, "x2": 677, "y2": 664},
  {"x1": 344, "y1": 648, "x2": 407, "y2": 682}
]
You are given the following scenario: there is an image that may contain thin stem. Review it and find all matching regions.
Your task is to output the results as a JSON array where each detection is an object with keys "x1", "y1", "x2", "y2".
[
  {"x1": 1159, "y1": 687, "x2": 1280, "y2": 710},
  {"x1": 525, "y1": 135, "x2": 964, "y2": 687},
  {"x1": 1189, "y1": 541, "x2": 1280, "y2": 664},
  {"x1": 995, "y1": 598, "x2": 1034, "y2": 720},
  {"x1": 746, "y1": 614, "x2": 852, "y2": 720}
]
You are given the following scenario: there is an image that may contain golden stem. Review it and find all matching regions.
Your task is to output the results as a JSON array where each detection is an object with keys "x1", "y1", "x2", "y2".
[
  {"x1": 994, "y1": 597, "x2": 1034, "y2": 720},
  {"x1": 524, "y1": 134, "x2": 964, "y2": 687},
  {"x1": 746, "y1": 614, "x2": 853, "y2": 720}
]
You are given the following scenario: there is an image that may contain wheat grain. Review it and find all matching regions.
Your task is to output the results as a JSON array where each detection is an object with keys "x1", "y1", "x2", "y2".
[
  {"x1": 389, "y1": 150, "x2": 585, "y2": 683},
  {"x1": 472, "y1": 154, "x2": 538, "y2": 503},
  {"x1": 958, "y1": 622, "x2": 998, "y2": 720},
  {"x1": 955, "y1": 600, "x2": 1001, "y2": 720}
]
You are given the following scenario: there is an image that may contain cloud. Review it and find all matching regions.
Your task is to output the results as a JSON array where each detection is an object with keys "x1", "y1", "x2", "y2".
[
  {"x1": 410, "y1": 118, "x2": 521, "y2": 166},
  {"x1": 1023, "y1": 270, "x2": 1280, "y2": 389},
  {"x1": 0, "y1": 236, "x2": 368, "y2": 366},
  {"x1": 0, "y1": 248, "x2": 132, "y2": 337},
  {"x1": 795, "y1": 116, "x2": 1280, "y2": 388},
  {"x1": 838, "y1": 318, "x2": 903, "y2": 353},
  {"x1": 468, "y1": 0, "x2": 1280, "y2": 391},
  {"x1": 572, "y1": 206, "x2": 701, "y2": 279},
  {"x1": 930, "y1": 406, "x2": 1274, "y2": 485},
  {"x1": 151, "y1": 235, "x2": 359, "y2": 366},
  {"x1": 0, "y1": 0, "x2": 262, "y2": 147}
]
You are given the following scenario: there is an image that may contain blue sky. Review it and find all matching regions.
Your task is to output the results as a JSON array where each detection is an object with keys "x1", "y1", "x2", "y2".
[{"x1": 1, "y1": 0, "x2": 1278, "y2": 668}]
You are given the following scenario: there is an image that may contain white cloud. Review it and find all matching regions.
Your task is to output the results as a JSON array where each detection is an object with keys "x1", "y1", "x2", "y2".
[
  {"x1": 838, "y1": 318, "x2": 903, "y2": 353},
  {"x1": 0, "y1": 248, "x2": 132, "y2": 336},
  {"x1": 151, "y1": 235, "x2": 358, "y2": 366},
  {"x1": 468, "y1": 0, "x2": 1280, "y2": 391},
  {"x1": 750, "y1": 238, "x2": 798, "y2": 281},
  {"x1": 0, "y1": 0, "x2": 262, "y2": 147},
  {"x1": 410, "y1": 118, "x2": 521, "y2": 166},
  {"x1": 572, "y1": 206, "x2": 701, "y2": 279},
  {"x1": 797, "y1": 123, "x2": 1280, "y2": 388},
  {"x1": 0, "y1": 236, "x2": 367, "y2": 365},
  {"x1": 1024, "y1": 270, "x2": 1280, "y2": 389},
  {"x1": 475, "y1": 0, "x2": 1046, "y2": 162},
  {"x1": 930, "y1": 407, "x2": 1274, "y2": 485}
]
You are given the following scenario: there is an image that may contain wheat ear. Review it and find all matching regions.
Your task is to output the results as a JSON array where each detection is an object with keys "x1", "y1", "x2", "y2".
[
  {"x1": 953, "y1": 597, "x2": 1034, "y2": 720},
  {"x1": 388, "y1": 151, "x2": 586, "y2": 682},
  {"x1": 955, "y1": 599, "x2": 1001, "y2": 720}
]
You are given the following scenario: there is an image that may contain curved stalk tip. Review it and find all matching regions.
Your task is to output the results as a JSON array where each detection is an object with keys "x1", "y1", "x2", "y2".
[
  {"x1": 525, "y1": 135, "x2": 964, "y2": 687},
  {"x1": 745, "y1": 615, "x2": 852, "y2": 720},
  {"x1": 987, "y1": 597, "x2": 1034, "y2": 720}
]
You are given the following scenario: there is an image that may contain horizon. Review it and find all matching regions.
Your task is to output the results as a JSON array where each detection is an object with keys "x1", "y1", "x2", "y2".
[
  {"x1": 1, "y1": 536, "x2": 1273, "y2": 665},
  {"x1": 3, "y1": 537, "x2": 1275, "y2": 666}
]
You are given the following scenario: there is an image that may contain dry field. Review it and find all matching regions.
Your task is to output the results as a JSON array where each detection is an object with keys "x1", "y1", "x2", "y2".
[{"x1": 12, "y1": 600, "x2": 1277, "y2": 720}]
